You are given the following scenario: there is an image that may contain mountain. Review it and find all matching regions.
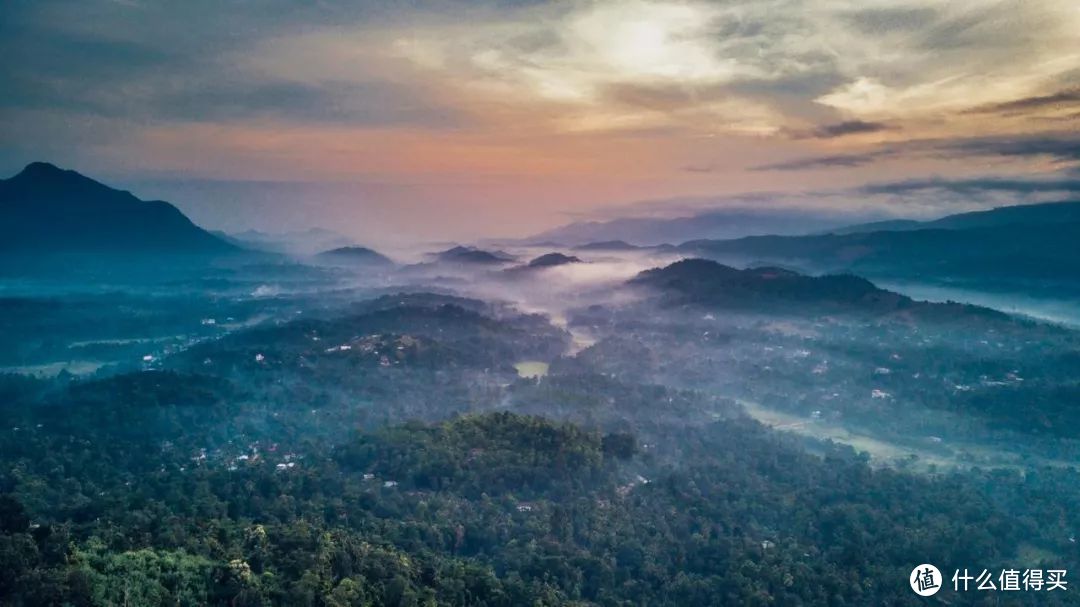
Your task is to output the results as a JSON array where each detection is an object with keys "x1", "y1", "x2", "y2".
[
  {"x1": 680, "y1": 201, "x2": 1080, "y2": 293},
  {"x1": 0, "y1": 162, "x2": 236, "y2": 254},
  {"x1": 574, "y1": 240, "x2": 650, "y2": 251},
  {"x1": 631, "y1": 258, "x2": 1004, "y2": 319},
  {"x1": 633, "y1": 259, "x2": 893, "y2": 309},
  {"x1": 209, "y1": 230, "x2": 253, "y2": 249},
  {"x1": 527, "y1": 207, "x2": 883, "y2": 247},
  {"x1": 825, "y1": 219, "x2": 924, "y2": 235},
  {"x1": 574, "y1": 240, "x2": 641, "y2": 251},
  {"x1": 500, "y1": 252, "x2": 583, "y2": 278},
  {"x1": 316, "y1": 246, "x2": 394, "y2": 265},
  {"x1": 229, "y1": 227, "x2": 355, "y2": 256},
  {"x1": 433, "y1": 246, "x2": 514, "y2": 265},
  {"x1": 527, "y1": 252, "x2": 582, "y2": 268},
  {"x1": 831, "y1": 200, "x2": 1080, "y2": 235}
]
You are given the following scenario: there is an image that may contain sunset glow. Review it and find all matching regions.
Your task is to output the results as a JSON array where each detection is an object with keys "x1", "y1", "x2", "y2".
[{"x1": 2, "y1": 0, "x2": 1078, "y2": 244}]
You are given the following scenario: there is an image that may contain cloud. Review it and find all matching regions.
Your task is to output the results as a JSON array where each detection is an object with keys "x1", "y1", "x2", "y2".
[
  {"x1": 811, "y1": 2, "x2": 1080, "y2": 121},
  {"x1": 791, "y1": 120, "x2": 894, "y2": 140},
  {"x1": 3, "y1": 0, "x2": 1080, "y2": 227},
  {"x1": 840, "y1": 6, "x2": 939, "y2": 35},
  {"x1": 573, "y1": 171, "x2": 1080, "y2": 229},
  {"x1": 754, "y1": 151, "x2": 893, "y2": 171},
  {"x1": 682, "y1": 164, "x2": 718, "y2": 174},
  {"x1": 756, "y1": 134, "x2": 1080, "y2": 171},
  {"x1": 6, "y1": 0, "x2": 1080, "y2": 140},
  {"x1": 154, "y1": 80, "x2": 463, "y2": 127},
  {"x1": 376, "y1": 0, "x2": 1080, "y2": 140},
  {"x1": 967, "y1": 88, "x2": 1080, "y2": 115},
  {"x1": 859, "y1": 176, "x2": 1080, "y2": 196},
  {"x1": 845, "y1": 173, "x2": 1080, "y2": 213},
  {"x1": 942, "y1": 135, "x2": 1080, "y2": 164},
  {"x1": 0, "y1": 2, "x2": 466, "y2": 127},
  {"x1": 384, "y1": 0, "x2": 800, "y2": 134}
]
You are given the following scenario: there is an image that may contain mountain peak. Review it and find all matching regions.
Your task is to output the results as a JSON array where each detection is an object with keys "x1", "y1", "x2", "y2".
[
  {"x1": 7, "y1": 162, "x2": 116, "y2": 199},
  {"x1": 13, "y1": 161, "x2": 81, "y2": 182},
  {"x1": 21, "y1": 161, "x2": 63, "y2": 174},
  {"x1": 1, "y1": 162, "x2": 237, "y2": 254},
  {"x1": 434, "y1": 246, "x2": 513, "y2": 264},
  {"x1": 317, "y1": 246, "x2": 394, "y2": 265},
  {"x1": 527, "y1": 252, "x2": 582, "y2": 268}
]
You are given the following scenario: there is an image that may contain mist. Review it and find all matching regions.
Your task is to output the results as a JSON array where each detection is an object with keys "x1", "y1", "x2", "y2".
[{"x1": 5, "y1": 0, "x2": 1080, "y2": 598}]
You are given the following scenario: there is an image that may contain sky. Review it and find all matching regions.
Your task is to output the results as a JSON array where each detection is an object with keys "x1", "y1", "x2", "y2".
[{"x1": 2, "y1": 0, "x2": 1079, "y2": 247}]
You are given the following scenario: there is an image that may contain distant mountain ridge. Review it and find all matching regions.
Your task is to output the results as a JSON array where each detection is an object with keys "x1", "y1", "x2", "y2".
[
  {"x1": 527, "y1": 207, "x2": 883, "y2": 246},
  {"x1": 830, "y1": 200, "x2": 1080, "y2": 235},
  {"x1": 0, "y1": 162, "x2": 236, "y2": 254},
  {"x1": 229, "y1": 227, "x2": 356, "y2": 256},
  {"x1": 573, "y1": 240, "x2": 678, "y2": 253},
  {"x1": 679, "y1": 200, "x2": 1080, "y2": 293},
  {"x1": 573, "y1": 240, "x2": 640, "y2": 251}
]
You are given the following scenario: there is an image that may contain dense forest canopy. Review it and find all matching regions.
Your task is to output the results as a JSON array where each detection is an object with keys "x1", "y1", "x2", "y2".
[{"x1": 3, "y1": 278, "x2": 1080, "y2": 605}]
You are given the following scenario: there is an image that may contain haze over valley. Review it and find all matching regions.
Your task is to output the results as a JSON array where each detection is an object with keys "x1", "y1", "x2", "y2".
[{"x1": 3, "y1": 160, "x2": 1080, "y2": 604}]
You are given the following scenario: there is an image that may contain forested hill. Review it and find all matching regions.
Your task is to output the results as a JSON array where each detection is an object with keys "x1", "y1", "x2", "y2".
[{"x1": 631, "y1": 258, "x2": 1006, "y2": 320}]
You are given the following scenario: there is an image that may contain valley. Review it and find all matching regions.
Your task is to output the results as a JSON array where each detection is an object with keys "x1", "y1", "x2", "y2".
[{"x1": 2, "y1": 165, "x2": 1079, "y2": 605}]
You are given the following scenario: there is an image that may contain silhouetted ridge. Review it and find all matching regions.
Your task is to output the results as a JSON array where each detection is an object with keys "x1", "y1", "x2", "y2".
[
  {"x1": 527, "y1": 252, "x2": 582, "y2": 267},
  {"x1": 434, "y1": 246, "x2": 512, "y2": 264},
  {"x1": 833, "y1": 200, "x2": 1080, "y2": 234},
  {"x1": 574, "y1": 240, "x2": 643, "y2": 251},
  {"x1": 317, "y1": 246, "x2": 394, "y2": 265},
  {"x1": 681, "y1": 220, "x2": 1080, "y2": 286},
  {"x1": 0, "y1": 162, "x2": 236, "y2": 254}
]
